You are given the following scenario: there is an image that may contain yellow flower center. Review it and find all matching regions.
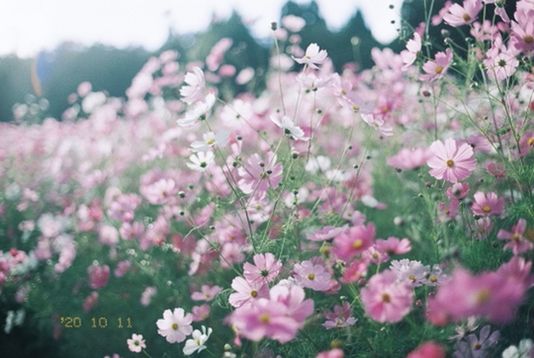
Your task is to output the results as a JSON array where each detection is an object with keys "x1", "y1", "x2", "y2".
[
  {"x1": 250, "y1": 290, "x2": 258, "y2": 298},
  {"x1": 475, "y1": 289, "x2": 491, "y2": 304},
  {"x1": 435, "y1": 65, "x2": 444, "y2": 74},
  {"x1": 171, "y1": 323, "x2": 179, "y2": 330},
  {"x1": 307, "y1": 273, "x2": 316, "y2": 281},
  {"x1": 352, "y1": 239, "x2": 363, "y2": 249},
  {"x1": 429, "y1": 275, "x2": 438, "y2": 283},
  {"x1": 482, "y1": 204, "x2": 492, "y2": 213},
  {"x1": 463, "y1": 13, "x2": 471, "y2": 22},
  {"x1": 446, "y1": 159, "x2": 454, "y2": 168},
  {"x1": 524, "y1": 35, "x2": 534, "y2": 44},
  {"x1": 259, "y1": 313, "x2": 270, "y2": 324}
]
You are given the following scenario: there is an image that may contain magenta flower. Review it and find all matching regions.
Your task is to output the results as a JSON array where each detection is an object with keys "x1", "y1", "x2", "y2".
[
  {"x1": 322, "y1": 302, "x2": 357, "y2": 329},
  {"x1": 420, "y1": 49, "x2": 453, "y2": 82},
  {"x1": 498, "y1": 219, "x2": 533, "y2": 255},
  {"x1": 426, "y1": 266, "x2": 530, "y2": 325},
  {"x1": 361, "y1": 270, "x2": 414, "y2": 323},
  {"x1": 471, "y1": 191, "x2": 504, "y2": 217},
  {"x1": 518, "y1": 131, "x2": 534, "y2": 157},
  {"x1": 407, "y1": 341, "x2": 445, "y2": 358},
  {"x1": 228, "y1": 276, "x2": 269, "y2": 308},
  {"x1": 375, "y1": 237, "x2": 412, "y2": 256},
  {"x1": 243, "y1": 253, "x2": 282, "y2": 285},
  {"x1": 427, "y1": 139, "x2": 476, "y2": 183},
  {"x1": 156, "y1": 308, "x2": 193, "y2": 343},
  {"x1": 443, "y1": 0, "x2": 482, "y2": 27},
  {"x1": 238, "y1": 152, "x2": 283, "y2": 195},
  {"x1": 333, "y1": 223, "x2": 376, "y2": 261},
  {"x1": 87, "y1": 263, "x2": 110, "y2": 290},
  {"x1": 293, "y1": 260, "x2": 332, "y2": 291}
]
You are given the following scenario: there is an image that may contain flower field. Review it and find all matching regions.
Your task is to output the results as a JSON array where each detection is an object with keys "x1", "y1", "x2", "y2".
[{"x1": 0, "y1": 1, "x2": 533, "y2": 357}]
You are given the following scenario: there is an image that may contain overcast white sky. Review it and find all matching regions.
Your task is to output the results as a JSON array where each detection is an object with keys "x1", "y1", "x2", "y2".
[{"x1": 0, "y1": 0, "x2": 404, "y2": 58}]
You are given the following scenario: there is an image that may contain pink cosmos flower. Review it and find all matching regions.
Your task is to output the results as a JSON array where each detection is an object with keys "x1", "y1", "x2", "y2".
[
  {"x1": 333, "y1": 223, "x2": 376, "y2": 261},
  {"x1": 426, "y1": 266, "x2": 529, "y2": 325},
  {"x1": 401, "y1": 32, "x2": 422, "y2": 70},
  {"x1": 228, "y1": 276, "x2": 269, "y2": 308},
  {"x1": 420, "y1": 49, "x2": 453, "y2": 82},
  {"x1": 484, "y1": 41, "x2": 520, "y2": 81},
  {"x1": 498, "y1": 219, "x2": 533, "y2": 255},
  {"x1": 243, "y1": 252, "x2": 282, "y2": 285},
  {"x1": 446, "y1": 182, "x2": 470, "y2": 200},
  {"x1": 387, "y1": 147, "x2": 431, "y2": 170},
  {"x1": 340, "y1": 259, "x2": 369, "y2": 284},
  {"x1": 518, "y1": 131, "x2": 534, "y2": 157},
  {"x1": 191, "y1": 285, "x2": 222, "y2": 302},
  {"x1": 407, "y1": 341, "x2": 446, "y2": 358},
  {"x1": 361, "y1": 270, "x2": 414, "y2": 323},
  {"x1": 427, "y1": 139, "x2": 476, "y2": 183},
  {"x1": 229, "y1": 283, "x2": 313, "y2": 343},
  {"x1": 293, "y1": 260, "x2": 332, "y2": 291},
  {"x1": 238, "y1": 152, "x2": 283, "y2": 195},
  {"x1": 140, "y1": 286, "x2": 157, "y2": 306},
  {"x1": 87, "y1": 263, "x2": 110, "y2": 290},
  {"x1": 191, "y1": 304, "x2": 211, "y2": 322},
  {"x1": 293, "y1": 43, "x2": 328, "y2": 69},
  {"x1": 471, "y1": 191, "x2": 504, "y2": 217},
  {"x1": 127, "y1": 333, "x2": 146, "y2": 353},
  {"x1": 376, "y1": 237, "x2": 412, "y2": 256},
  {"x1": 443, "y1": 0, "x2": 483, "y2": 27},
  {"x1": 156, "y1": 308, "x2": 193, "y2": 343},
  {"x1": 316, "y1": 349, "x2": 344, "y2": 358},
  {"x1": 511, "y1": 5, "x2": 534, "y2": 54},
  {"x1": 322, "y1": 302, "x2": 357, "y2": 329}
]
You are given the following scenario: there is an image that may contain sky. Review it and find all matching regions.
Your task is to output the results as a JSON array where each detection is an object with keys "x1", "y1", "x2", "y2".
[{"x1": 0, "y1": 0, "x2": 404, "y2": 58}]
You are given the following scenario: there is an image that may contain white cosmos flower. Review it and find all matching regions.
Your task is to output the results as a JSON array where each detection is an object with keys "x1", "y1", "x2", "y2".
[
  {"x1": 183, "y1": 326, "x2": 212, "y2": 356},
  {"x1": 293, "y1": 43, "x2": 328, "y2": 69},
  {"x1": 270, "y1": 113, "x2": 308, "y2": 141},
  {"x1": 177, "y1": 93, "x2": 216, "y2": 127},
  {"x1": 187, "y1": 151, "x2": 215, "y2": 172},
  {"x1": 191, "y1": 131, "x2": 227, "y2": 152},
  {"x1": 502, "y1": 339, "x2": 534, "y2": 358}
]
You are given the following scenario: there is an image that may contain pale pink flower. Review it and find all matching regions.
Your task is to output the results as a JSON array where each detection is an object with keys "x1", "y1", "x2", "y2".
[
  {"x1": 471, "y1": 191, "x2": 504, "y2": 217},
  {"x1": 156, "y1": 308, "x2": 193, "y2": 343},
  {"x1": 140, "y1": 286, "x2": 157, "y2": 306},
  {"x1": 191, "y1": 304, "x2": 210, "y2": 322},
  {"x1": 127, "y1": 333, "x2": 146, "y2": 353},
  {"x1": 443, "y1": 0, "x2": 483, "y2": 27},
  {"x1": 270, "y1": 113, "x2": 308, "y2": 141},
  {"x1": 518, "y1": 131, "x2": 534, "y2": 157},
  {"x1": 187, "y1": 151, "x2": 215, "y2": 172},
  {"x1": 390, "y1": 259, "x2": 429, "y2": 287},
  {"x1": 293, "y1": 43, "x2": 328, "y2": 69},
  {"x1": 361, "y1": 270, "x2": 414, "y2": 323},
  {"x1": 401, "y1": 32, "x2": 422, "y2": 70},
  {"x1": 375, "y1": 237, "x2": 412, "y2": 256},
  {"x1": 427, "y1": 139, "x2": 476, "y2": 183},
  {"x1": 316, "y1": 349, "x2": 344, "y2": 358},
  {"x1": 238, "y1": 153, "x2": 283, "y2": 195},
  {"x1": 228, "y1": 276, "x2": 269, "y2": 308},
  {"x1": 322, "y1": 302, "x2": 357, "y2": 329},
  {"x1": 180, "y1": 67, "x2": 207, "y2": 104},
  {"x1": 498, "y1": 219, "x2": 533, "y2": 255},
  {"x1": 191, "y1": 285, "x2": 222, "y2": 302},
  {"x1": 243, "y1": 253, "x2": 282, "y2": 285},
  {"x1": 293, "y1": 260, "x2": 332, "y2": 291},
  {"x1": 282, "y1": 15, "x2": 306, "y2": 32},
  {"x1": 511, "y1": 6, "x2": 534, "y2": 54},
  {"x1": 387, "y1": 147, "x2": 431, "y2": 170},
  {"x1": 421, "y1": 49, "x2": 453, "y2": 82}
]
